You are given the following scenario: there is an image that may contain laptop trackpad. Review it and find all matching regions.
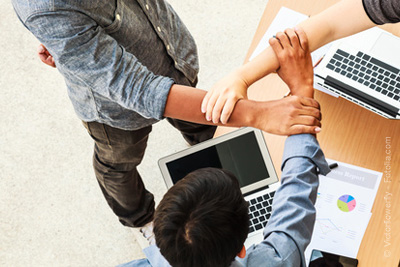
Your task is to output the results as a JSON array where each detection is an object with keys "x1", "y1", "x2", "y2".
[{"x1": 371, "y1": 32, "x2": 400, "y2": 66}]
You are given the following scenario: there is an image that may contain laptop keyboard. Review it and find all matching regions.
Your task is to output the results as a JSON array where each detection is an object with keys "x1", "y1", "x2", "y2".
[
  {"x1": 326, "y1": 49, "x2": 400, "y2": 102},
  {"x1": 248, "y1": 191, "x2": 275, "y2": 234}
]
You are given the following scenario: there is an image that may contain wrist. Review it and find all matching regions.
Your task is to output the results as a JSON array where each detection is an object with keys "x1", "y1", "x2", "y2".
[
  {"x1": 290, "y1": 84, "x2": 314, "y2": 98},
  {"x1": 233, "y1": 99, "x2": 259, "y2": 128},
  {"x1": 244, "y1": 100, "x2": 272, "y2": 131},
  {"x1": 233, "y1": 67, "x2": 251, "y2": 88}
]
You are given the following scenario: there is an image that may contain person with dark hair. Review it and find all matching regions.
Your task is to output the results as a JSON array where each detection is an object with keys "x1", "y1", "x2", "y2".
[
  {"x1": 119, "y1": 29, "x2": 330, "y2": 267},
  {"x1": 154, "y1": 168, "x2": 249, "y2": 267},
  {"x1": 120, "y1": 134, "x2": 329, "y2": 267}
]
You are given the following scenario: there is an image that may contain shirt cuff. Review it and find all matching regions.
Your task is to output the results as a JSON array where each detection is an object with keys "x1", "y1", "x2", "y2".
[
  {"x1": 281, "y1": 134, "x2": 330, "y2": 176},
  {"x1": 150, "y1": 77, "x2": 175, "y2": 120},
  {"x1": 144, "y1": 245, "x2": 171, "y2": 267}
]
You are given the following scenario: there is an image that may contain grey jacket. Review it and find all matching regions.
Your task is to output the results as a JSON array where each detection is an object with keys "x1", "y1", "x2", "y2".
[{"x1": 12, "y1": 0, "x2": 198, "y2": 130}]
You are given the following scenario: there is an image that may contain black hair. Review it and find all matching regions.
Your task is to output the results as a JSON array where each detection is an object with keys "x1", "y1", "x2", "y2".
[{"x1": 154, "y1": 167, "x2": 249, "y2": 267}]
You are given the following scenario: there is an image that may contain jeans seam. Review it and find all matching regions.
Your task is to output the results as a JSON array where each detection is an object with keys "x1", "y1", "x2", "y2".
[{"x1": 101, "y1": 124, "x2": 112, "y2": 148}]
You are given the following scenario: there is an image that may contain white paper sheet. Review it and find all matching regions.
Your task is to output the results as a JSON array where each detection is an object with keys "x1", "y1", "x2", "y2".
[{"x1": 304, "y1": 159, "x2": 382, "y2": 264}]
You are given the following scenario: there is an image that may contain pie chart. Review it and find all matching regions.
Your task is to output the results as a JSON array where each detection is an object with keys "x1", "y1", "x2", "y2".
[{"x1": 337, "y1": 194, "x2": 356, "y2": 212}]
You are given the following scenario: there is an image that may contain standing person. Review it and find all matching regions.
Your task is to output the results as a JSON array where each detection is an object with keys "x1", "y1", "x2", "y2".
[
  {"x1": 12, "y1": 0, "x2": 321, "y2": 232},
  {"x1": 202, "y1": 0, "x2": 400, "y2": 124}
]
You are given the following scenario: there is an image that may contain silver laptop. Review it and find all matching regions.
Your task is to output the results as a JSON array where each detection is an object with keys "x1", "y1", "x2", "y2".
[
  {"x1": 158, "y1": 127, "x2": 279, "y2": 248},
  {"x1": 314, "y1": 27, "x2": 400, "y2": 119}
]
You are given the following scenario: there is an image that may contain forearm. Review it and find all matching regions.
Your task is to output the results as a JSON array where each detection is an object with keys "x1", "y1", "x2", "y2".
[
  {"x1": 298, "y1": 0, "x2": 375, "y2": 52},
  {"x1": 236, "y1": 48, "x2": 279, "y2": 87},
  {"x1": 165, "y1": 84, "x2": 322, "y2": 135},
  {"x1": 237, "y1": 0, "x2": 375, "y2": 86},
  {"x1": 264, "y1": 136, "x2": 321, "y2": 244},
  {"x1": 263, "y1": 134, "x2": 330, "y2": 265},
  {"x1": 164, "y1": 84, "x2": 256, "y2": 127}
]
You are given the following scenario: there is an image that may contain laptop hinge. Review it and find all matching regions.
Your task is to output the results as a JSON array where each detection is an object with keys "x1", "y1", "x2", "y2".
[
  {"x1": 324, "y1": 75, "x2": 399, "y2": 117},
  {"x1": 243, "y1": 185, "x2": 270, "y2": 197}
]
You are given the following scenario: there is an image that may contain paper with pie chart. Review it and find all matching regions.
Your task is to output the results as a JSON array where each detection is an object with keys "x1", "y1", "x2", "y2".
[
  {"x1": 305, "y1": 159, "x2": 382, "y2": 264},
  {"x1": 337, "y1": 194, "x2": 356, "y2": 212}
]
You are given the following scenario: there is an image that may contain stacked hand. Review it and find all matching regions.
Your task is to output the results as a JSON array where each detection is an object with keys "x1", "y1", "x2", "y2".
[
  {"x1": 253, "y1": 95, "x2": 321, "y2": 135},
  {"x1": 37, "y1": 30, "x2": 321, "y2": 136},
  {"x1": 201, "y1": 27, "x2": 320, "y2": 135},
  {"x1": 269, "y1": 27, "x2": 314, "y2": 98},
  {"x1": 201, "y1": 69, "x2": 249, "y2": 124}
]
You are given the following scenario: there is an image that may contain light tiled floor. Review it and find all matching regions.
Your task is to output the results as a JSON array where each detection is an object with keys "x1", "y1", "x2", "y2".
[{"x1": 0, "y1": 0, "x2": 266, "y2": 265}]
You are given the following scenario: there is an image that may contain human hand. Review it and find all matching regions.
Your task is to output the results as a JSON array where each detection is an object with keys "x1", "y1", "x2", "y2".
[
  {"x1": 253, "y1": 95, "x2": 321, "y2": 135},
  {"x1": 37, "y1": 44, "x2": 56, "y2": 68},
  {"x1": 201, "y1": 69, "x2": 249, "y2": 124},
  {"x1": 269, "y1": 27, "x2": 313, "y2": 98}
]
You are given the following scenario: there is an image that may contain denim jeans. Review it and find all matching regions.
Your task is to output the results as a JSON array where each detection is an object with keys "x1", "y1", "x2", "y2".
[{"x1": 82, "y1": 120, "x2": 216, "y2": 227}]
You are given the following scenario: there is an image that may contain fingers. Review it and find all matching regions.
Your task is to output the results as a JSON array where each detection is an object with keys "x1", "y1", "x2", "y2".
[
  {"x1": 298, "y1": 96, "x2": 320, "y2": 109},
  {"x1": 220, "y1": 98, "x2": 238, "y2": 124},
  {"x1": 294, "y1": 27, "x2": 309, "y2": 52},
  {"x1": 300, "y1": 105, "x2": 322, "y2": 120},
  {"x1": 205, "y1": 92, "x2": 220, "y2": 122},
  {"x1": 271, "y1": 28, "x2": 306, "y2": 53},
  {"x1": 283, "y1": 96, "x2": 322, "y2": 135},
  {"x1": 294, "y1": 115, "x2": 321, "y2": 128},
  {"x1": 289, "y1": 125, "x2": 322, "y2": 135},
  {"x1": 291, "y1": 96, "x2": 321, "y2": 120},
  {"x1": 37, "y1": 44, "x2": 56, "y2": 68},
  {"x1": 201, "y1": 90, "x2": 212, "y2": 113},
  {"x1": 37, "y1": 44, "x2": 49, "y2": 62},
  {"x1": 269, "y1": 36, "x2": 283, "y2": 52},
  {"x1": 201, "y1": 74, "x2": 248, "y2": 124},
  {"x1": 289, "y1": 113, "x2": 322, "y2": 135},
  {"x1": 284, "y1": 28, "x2": 300, "y2": 51},
  {"x1": 37, "y1": 44, "x2": 46, "y2": 54},
  {"x1": 269, "y1": 33, "x2": 288, "y2": 68},
  {"x1": 275, "y1": 32, "x2": 291, "y2": 49},
  {"x1": 210, "y1": 92, "x2": 242, "y2": 124},
  {"x1": 212, "y1": 95, "x2": 227, "y2": 123}
]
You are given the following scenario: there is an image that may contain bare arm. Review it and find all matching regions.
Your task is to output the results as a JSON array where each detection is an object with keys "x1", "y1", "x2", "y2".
[
  {"x1": 241, "y1": 0, "x2": 376, "y2": 86},
  {"x1": 203, "y1": 0, "x2": 376, "y2": 123},
  {"x1": 34, "y1": 33, "x2": 321, "y2": 136},
  {"x1": 164, "y1": 84, "x2": 322, "y2": 135}
]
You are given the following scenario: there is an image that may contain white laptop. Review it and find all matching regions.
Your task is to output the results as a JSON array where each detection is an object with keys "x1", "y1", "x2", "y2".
[
  {"x1": 158, "y1": 127, "x2": 279, "y2": 248},
  {"x1": 314, "y1": 27, "x2": 400, "y2": 119}
]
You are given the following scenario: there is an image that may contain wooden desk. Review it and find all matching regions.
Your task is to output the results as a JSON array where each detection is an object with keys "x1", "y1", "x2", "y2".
[{"x1": 216, "y1": 0, "x2": 400, "y2": 266}]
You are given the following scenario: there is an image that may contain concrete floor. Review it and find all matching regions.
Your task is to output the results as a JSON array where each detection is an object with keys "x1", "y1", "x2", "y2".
[{"x1": 0, "y1": 0, "x2": 266, "y2": 266}]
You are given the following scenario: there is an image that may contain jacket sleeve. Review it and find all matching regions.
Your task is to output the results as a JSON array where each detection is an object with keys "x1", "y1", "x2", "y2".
[
  {"x1": 242, "y1": 134, "x2": 330, "y2": 267},
  {"x1": 25, "y1": 10, "x2": 174, "y2": 120},
  {"x1": 362, "y1": 0, "x2": 400, "y2": 25}
]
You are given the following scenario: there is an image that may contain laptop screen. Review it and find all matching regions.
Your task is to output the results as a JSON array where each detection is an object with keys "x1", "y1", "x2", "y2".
[{"x1": 165, "y1": 131, "x2": 270, "y2": 188}]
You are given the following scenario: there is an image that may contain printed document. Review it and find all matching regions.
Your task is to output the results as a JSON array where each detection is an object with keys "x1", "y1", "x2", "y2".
[{"x1": 305, "y1": 159, "x2": 382, "y2": 264}]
